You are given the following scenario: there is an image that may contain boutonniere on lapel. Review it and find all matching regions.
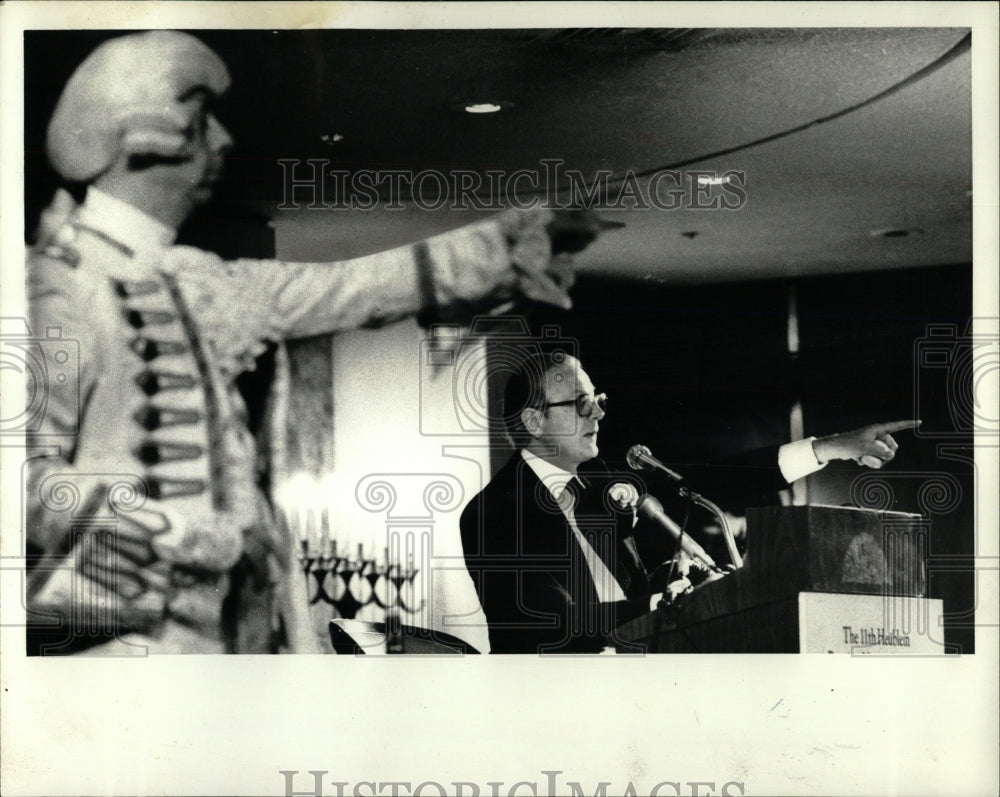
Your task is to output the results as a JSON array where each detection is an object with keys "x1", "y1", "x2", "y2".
[{"x1": 608, "y1": 482, "x2": 640, "y2": 511}]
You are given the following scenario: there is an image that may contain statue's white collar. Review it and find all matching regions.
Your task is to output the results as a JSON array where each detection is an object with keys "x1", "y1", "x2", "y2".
[{"x1": 76, "y1": 186, "x2": 177, "y2": 253}]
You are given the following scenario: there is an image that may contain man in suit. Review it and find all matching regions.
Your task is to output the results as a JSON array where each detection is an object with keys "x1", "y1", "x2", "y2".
[
  {"x1": 460, "y1": 350, "x2": 919, "y2": 654},
  {"x1": 25, "y1": 30, "x2": 598, "y2": 654},
  {"x1": 460, "y1": 350, "x2": 665, "y2": 654}
]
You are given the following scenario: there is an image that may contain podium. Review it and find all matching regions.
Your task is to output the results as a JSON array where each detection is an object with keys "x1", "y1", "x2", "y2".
[{"x1": 615, "y1": 505, "x2": 946, "y2": 654}]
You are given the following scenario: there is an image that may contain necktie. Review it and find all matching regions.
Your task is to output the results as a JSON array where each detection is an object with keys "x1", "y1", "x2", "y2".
[
  {"x1": 567, "y1": 478, "x2": 648, "y2": 597},
  {"x1": 563, "y1": 479, "x2": 624, "y2": 593},
  {"x1": 563, "y1": 475, "x2": 591, "y2": 514}
]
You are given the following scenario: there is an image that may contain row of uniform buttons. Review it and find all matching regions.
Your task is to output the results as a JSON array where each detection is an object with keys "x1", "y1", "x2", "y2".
[{"x1": 115, "y1": 278, "x2": 208, "y2": 502}]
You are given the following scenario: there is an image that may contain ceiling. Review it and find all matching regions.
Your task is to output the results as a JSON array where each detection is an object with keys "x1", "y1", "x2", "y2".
[{"x1": 24, "y1": 27, "x2": 972, "y2": 283}]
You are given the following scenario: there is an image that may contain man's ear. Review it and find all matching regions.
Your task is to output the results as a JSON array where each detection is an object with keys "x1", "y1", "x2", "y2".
[{"x1": 521, "y1": 406, "x2": 543, "y2": 438}]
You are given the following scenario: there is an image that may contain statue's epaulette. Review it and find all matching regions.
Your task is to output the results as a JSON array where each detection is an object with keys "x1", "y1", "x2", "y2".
[
  {"x1": 31, "y1": 221, "x2": 134, "y2": 271},
  {"x1": 35, "y1": 241, "x2": 81, "y2": 269},
  {"x1": 30, "y1": 222, "x2": 89, "y2": 270}
]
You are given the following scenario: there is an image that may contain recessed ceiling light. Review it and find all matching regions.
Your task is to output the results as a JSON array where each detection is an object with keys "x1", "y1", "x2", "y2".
[
  {"x1": 696, "y1": 174, "x2": 732, "y2": 187},
  {"x1": 464, "y1": 103, "x2": 503, "y2": 114},
  {"x1": 451, "y1": 100, "x2": 513, "y2": 115},
  {"x1": 870, "y1": 227, "x2": 924, "y2": 238}
]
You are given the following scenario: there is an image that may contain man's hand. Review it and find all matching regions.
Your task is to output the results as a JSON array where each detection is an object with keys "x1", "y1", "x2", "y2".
[
  {"x1": 812, "y1": 419, "x2": 921, "y2": 469},
  {"x1": 152, "y1": 510, "x2": 245, "y2": 573},
  {"x1": 511, "y1": 255, "x2": 576, "y2": 310},
  {"x1": 547, "y1": 208, "x2": 605, "y2": 255},
  {"x1": 499, "y1": 207, "x2": 620, "y2": 312},
  {"x1": 514, "y1": 208, "x2": 617, "y2": 308}
]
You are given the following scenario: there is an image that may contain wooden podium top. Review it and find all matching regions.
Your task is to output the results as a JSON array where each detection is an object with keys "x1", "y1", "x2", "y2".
[{"x1": 744, "y1": 504, "x2": 926, "y2": 599}]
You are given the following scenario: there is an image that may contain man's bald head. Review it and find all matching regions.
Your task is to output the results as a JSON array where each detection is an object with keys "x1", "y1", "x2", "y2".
[{"x1": 46, "y1": 31, "x2": 231, "y2": 182}]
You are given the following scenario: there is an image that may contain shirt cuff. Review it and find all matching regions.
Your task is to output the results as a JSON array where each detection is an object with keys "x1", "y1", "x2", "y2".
[{"x1": 778, "y1": 437, "x2": 828, "y2": 483}]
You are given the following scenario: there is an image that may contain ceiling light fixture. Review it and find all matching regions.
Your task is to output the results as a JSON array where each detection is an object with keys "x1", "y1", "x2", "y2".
[
  {"x1": 696, "y1": 174, "x2": 732, "y2": 187},
  {"x1": 464, "y1": 102, "x2": 503, "y2": 114},
  {"x1": 870, "y1": 227, "x2": 924, "y2": 238}
]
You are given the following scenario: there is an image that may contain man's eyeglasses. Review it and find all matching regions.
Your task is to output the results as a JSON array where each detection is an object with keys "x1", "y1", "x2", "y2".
[{"x1": 543, "y1": 393, "x2": 608, "y2": 418}]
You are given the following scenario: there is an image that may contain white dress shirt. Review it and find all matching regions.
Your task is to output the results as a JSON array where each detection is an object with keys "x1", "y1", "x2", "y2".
[
  {"x1": 520, "y1": 450, "x2": 628, "y2": 603},
  {"x1": 520, "y1": 441, "x2": 826, "y2": 610},
  {"x1": 777, "y1": 437, "x2": 828, "y2": 483}
]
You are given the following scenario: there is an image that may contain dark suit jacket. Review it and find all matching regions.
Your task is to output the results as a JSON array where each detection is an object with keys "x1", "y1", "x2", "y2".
[
  {"x1": 459, "y1": 455, "x2": 654, "y2": 654},
  {"x1": 459, "y1": 447, "x2": 798, "y2": 653}
]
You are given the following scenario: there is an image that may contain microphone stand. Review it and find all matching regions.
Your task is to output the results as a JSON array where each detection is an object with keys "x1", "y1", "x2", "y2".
[
  {"x1": 662, "y1": 502, "x2": 693, "y2": 594},
  {"x1": 679, "y1": 485, "x2": 743, "y2": 569},
  {"x1": 627, "y1": 445, "x2": 744, "y2": 570}
]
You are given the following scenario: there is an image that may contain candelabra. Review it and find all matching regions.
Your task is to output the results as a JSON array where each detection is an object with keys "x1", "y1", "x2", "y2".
[
  {"x1": 296, "y1": 539, "x2": 424, "y2": 620},
  {"x1": 277, "y1": 470, "x2": 452, "y2": 645}
]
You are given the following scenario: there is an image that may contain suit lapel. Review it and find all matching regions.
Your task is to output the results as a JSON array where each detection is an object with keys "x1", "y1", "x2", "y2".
[
  {"x1": 509, "y1": 458, "x2": 604, "y2": 609},
  {"x1": 504, "y1": 454, "x2": 650, "y2": 601},
  {"x1": 569, "y1": 473, "x2": 650, "y2": 600},
  {"x1": 514, "y1": 457, "x2": 578, "y2": 558}
]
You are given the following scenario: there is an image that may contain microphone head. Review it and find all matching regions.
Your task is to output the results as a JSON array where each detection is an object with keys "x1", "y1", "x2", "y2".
[{"x1": 626, "y1": 444, "x2": 652, "y2": 471}]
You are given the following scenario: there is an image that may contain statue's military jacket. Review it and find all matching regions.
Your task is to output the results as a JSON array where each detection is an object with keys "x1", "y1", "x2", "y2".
[{"x1": 26, "y1": 194, "x2": 552, "y2": 653}]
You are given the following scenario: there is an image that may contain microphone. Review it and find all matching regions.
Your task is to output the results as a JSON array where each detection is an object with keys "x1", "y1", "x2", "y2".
[
  {"x1": 627, "y1": 443, "x2": 743, "y2": 569},
  {"x1": 636, "y1": 494, "x2": 718, "y2": 571},
  {"x1": 626, "y1": 444, "x2": 685, "y2": 484}
]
